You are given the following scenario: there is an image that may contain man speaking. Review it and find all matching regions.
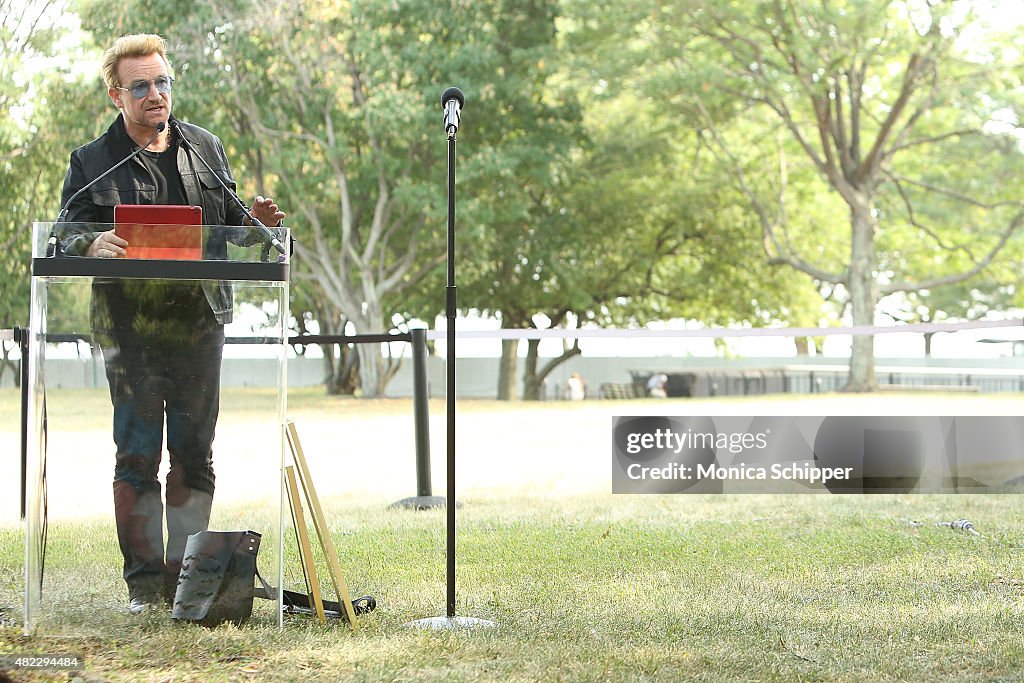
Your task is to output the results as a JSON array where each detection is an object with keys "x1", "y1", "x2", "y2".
[{"x1": 57, "y1": 34, "x2": 286, "y2": 613}]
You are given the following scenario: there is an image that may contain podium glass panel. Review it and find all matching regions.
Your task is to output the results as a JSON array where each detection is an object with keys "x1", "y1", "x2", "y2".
[{"x1": 22, "y1": 222, "x2": 288, "y2": 635}]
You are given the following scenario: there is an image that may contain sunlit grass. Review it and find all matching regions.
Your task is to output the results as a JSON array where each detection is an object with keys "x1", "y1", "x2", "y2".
[
  {"x1": 2, "y1": 389, "x2": 1024, "y2": 681},
  {"x1": 2, "y1": 493, "x2": 1024, "y2": 682}
]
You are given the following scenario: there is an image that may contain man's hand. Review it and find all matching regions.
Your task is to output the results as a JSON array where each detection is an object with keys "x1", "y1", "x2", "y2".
[
  {"x1": 250, "y1": 196, "x2": 286, "y2": 227},
  {"x1": 86, "y1": 229, "x2": 128, "y2": 258}
]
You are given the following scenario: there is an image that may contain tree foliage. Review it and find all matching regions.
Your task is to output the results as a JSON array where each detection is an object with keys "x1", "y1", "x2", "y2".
[
  {"x1": 8, "y1": 0, "x2": 1024, "y2": 397},
  {"x1": 579, "y1": 0, "x2": 1024, "y2": 389},
  {"x1": 77, "y1": 0, "x2": 589, "y2": 397},
  {"x1": 1, "y1": 0, "x2": 108, "y2": 381}
]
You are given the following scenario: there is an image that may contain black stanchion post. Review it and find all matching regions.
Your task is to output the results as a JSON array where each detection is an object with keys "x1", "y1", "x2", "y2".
[
  {"x1": 412, "y1": 327, "x2": 434, "y2": 498},
  {"x1": 17, "y1": 327, "x2": 27, "y2": 520},
  {"x1": 391, "y1": 327, "x2": 445, "y2": 510}
]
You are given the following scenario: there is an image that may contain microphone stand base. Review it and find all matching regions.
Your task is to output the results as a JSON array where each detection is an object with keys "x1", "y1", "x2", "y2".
[
  {"x1": 388, "y1": 495, "x2": 452, "y2": 511},
  {"x1": 405, "y1": 615, "x2": 497, "y2": 630}
]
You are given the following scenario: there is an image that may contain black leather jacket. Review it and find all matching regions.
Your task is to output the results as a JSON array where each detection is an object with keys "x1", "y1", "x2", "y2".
[{"x1": 58, "y1": 114, "x2": 255, "y2": 324}]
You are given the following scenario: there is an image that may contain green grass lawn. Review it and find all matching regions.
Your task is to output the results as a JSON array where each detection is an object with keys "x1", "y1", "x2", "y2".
[
  {"x1": 3, "y1": 494, "x2": 1023, "y2": 681},
  {"x1": 1, "y1": 389, "x2": 1023, "y2": 681}
]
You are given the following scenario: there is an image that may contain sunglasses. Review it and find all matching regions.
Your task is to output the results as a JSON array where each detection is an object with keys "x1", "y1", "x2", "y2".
[{"x1": 115, "y1": 76, "x2": 174, "y2": 100}]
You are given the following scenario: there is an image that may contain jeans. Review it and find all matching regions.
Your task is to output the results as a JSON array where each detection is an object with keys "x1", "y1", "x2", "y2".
[{"x1": 96, "y1": 282, "x2": 225, "y2": 599}]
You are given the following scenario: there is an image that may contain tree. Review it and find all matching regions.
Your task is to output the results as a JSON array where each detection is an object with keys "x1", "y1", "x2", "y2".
[
  {"x1": 78, "y1": 0, "x2": 598, "y2": 397},
  {"x1": 482, "y1": 8, "x2": 827, "y2": 401},
  {"x1": 1, "y1": 0, "x2": 49, "y2": 379},
  {"x1": 598, "y1": 0, "x2": 1024, "y2": 390},
  {"x1": 0, "y1": 0, "x2": 106, "y2": 382},
  {"x1": 491, "y1": 96, "x2": 825, "y2": 400},
  {"x1": 456, "y1": 10, "x2": 583, "y2": 399}
]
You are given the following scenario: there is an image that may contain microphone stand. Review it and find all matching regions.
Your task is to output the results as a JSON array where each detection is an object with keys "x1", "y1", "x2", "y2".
[
  {"x1": 172, "y1": 121, "x2": 287, "y2": 256},
  {"x1": 408, "y1": 87, "x2": 493, "y2": 631},
  {"x1": 444, "y1": 107, "x2": 458, "y2": 622},
  {"x1": 47, "y1": 122, "x2": 166, "y2": 257}
]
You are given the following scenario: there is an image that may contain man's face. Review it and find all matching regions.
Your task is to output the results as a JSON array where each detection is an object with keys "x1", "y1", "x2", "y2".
[{"x1": 108, "y1": 52, "x2": 173, "y2": 133}]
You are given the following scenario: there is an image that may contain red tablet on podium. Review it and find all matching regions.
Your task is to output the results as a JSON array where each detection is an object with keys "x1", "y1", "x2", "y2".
[{"x1": 114, "y1": 204, "x2": 203, "y2": 260}]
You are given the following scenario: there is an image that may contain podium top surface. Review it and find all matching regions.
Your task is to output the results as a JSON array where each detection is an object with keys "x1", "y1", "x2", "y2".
[{"x1": 32, "y1": 221, "x2": 290, "y2": 282}]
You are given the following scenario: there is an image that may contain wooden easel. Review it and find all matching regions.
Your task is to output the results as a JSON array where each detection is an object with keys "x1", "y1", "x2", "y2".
[{"x1": 285, "y1": 420, "x2": 359, "y2": 627}]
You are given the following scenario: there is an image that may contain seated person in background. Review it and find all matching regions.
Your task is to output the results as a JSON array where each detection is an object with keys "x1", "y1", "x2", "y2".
[{"x1": 647, "y1": 372, "x2": 668, "y2": 398}]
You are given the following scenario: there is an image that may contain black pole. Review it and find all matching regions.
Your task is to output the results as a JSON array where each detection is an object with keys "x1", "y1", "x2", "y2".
[
  {"x1": 17, "y1": 327, "x2": 28, "y2": 519},
  {"x1": 412, "y1": 328, "x2": 433, "y2": 498},
  {"x1": 445, "y1": 126, "x2": 457, "y2": 620},
  {"x1": 390, "y1": 328, "x2": 445, "y2": 510}
]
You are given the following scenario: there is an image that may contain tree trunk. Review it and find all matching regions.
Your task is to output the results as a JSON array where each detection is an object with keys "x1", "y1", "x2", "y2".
[
  {"x1": 845, "y1": 203, "x2": 878, "y2": 392},
  {"x1": 923, "y1": 332, "x2": 934, "y2": 358},
  {"x1": 315, "y1": 311, "x2": 360, "y2": 395},
  {"x1": 0, "y1": 342, "x2": 10, "y2": 386},
  {"x1": 522, "y1": 340, "x2": 543, "y2": 400},
  {"x1": 355, "y1": 341, "x2": 382, "y2": 397},
  {"x1": 496, "y1": 339, "x2": 518, "y2": 400},
  {"x1": 323, "y1": 343, "x2": 359, "y2": 395},
  {"x1": 522, "y1": 339, "x2": 582, "y2": 401}
]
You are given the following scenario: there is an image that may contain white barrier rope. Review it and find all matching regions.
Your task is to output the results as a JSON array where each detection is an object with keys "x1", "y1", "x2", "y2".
[{"x1": 423, "y1": 318, "x2": 1022, "y2": 341}]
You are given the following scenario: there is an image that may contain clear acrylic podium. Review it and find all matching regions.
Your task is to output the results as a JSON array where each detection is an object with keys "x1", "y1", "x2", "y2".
[{"x1": 22, "y1": 222, "x2": 289, "y2": 634}]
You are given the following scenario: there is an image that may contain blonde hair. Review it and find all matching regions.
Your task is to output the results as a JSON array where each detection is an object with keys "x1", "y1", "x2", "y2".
[{"x1": 101, "y1": 34, "x2": 171, "y2": 89}]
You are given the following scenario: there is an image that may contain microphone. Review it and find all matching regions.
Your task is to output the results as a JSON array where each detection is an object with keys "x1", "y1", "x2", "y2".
[
  {"x1": 49, "y1": 121, "x2": 166, "y2": 256},
  {"x1": 440, "y1": 87, "x2": 465, "y2": 138},
  {"x1": 172, "y1": 119, "x2": 287, "y2": 256}
]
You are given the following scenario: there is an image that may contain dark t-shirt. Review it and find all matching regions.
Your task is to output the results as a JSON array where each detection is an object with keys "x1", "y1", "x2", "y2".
[
  {"x1": 95, "y1": 139, "x2": 212, "y2": 342},
  {"x1": 138, "y1": 143, "x2": 188, "y2": 206}
]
